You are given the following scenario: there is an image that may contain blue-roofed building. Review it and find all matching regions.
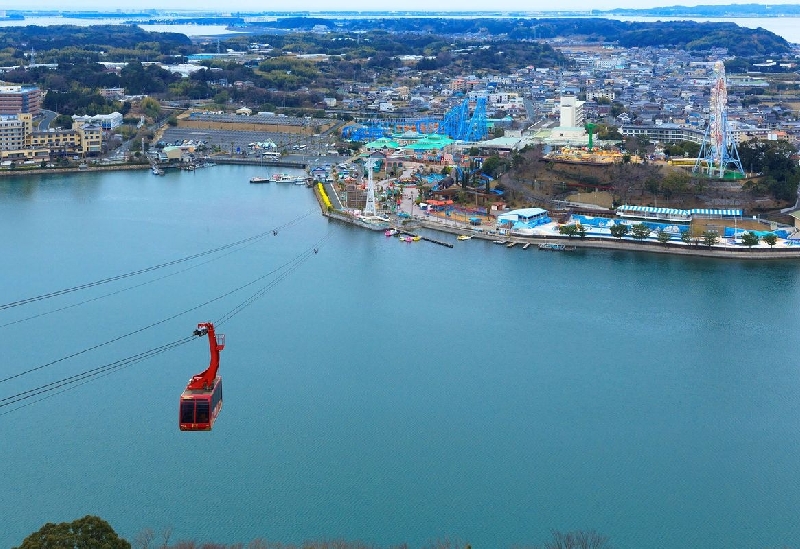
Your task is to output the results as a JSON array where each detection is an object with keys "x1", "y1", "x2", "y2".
[{"x1": 497, "y1": 208, "x2": 551, "y2": 235}]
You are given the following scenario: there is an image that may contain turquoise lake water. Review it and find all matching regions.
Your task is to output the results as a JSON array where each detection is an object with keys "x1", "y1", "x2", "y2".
[{"x1": 1, "y1": 165, "x2": 799, "y2": 548}]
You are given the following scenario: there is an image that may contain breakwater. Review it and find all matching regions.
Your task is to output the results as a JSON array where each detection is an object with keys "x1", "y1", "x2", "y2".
[
  {"x1": 213, "y1": 157, "x2": 307, "y2": 169},
  {"x1": 0, "y1": 163, "x2": 150, "y2": 177}
]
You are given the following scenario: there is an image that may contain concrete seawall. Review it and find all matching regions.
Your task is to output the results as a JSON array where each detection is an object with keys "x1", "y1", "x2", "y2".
[
  {"x1": 413, "y1": 219, "x2": 800, "y2": 260},
  {"x1": 0, "y1": 164, "x2": 151, "y2": 177}
]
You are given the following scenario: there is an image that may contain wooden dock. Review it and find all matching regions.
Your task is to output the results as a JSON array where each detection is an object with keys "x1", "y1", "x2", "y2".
[{"x1": 399, "y1": 231, "x2": 453, "y2": 248}]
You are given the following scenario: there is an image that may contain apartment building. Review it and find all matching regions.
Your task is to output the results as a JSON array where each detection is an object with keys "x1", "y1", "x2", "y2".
[
  {"x1": 0, "y1": 113, "x2": 103, "y2": 159},
  {"x1": 0, "y1": 113, "x2": 32, "y2": 151},
  {"x1": 0, "y1": 85, "x2": 42, "y2": 116}
]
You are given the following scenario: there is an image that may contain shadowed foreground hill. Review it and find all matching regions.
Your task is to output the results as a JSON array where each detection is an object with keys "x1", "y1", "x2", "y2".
[{"x1": 14, "y1": 516, "x2": 612, "y2": 549}]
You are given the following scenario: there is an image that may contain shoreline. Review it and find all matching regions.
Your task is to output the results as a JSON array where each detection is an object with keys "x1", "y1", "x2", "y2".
[
  {"x1": 315, "y1": 187, "x2": 800, "y2": 260},
  {"x1": 0, "y1": 163, "x2": 150, "y2": 177},
  {"x1": 417, "y1": 219, "x2": 800, "y2": 259}
]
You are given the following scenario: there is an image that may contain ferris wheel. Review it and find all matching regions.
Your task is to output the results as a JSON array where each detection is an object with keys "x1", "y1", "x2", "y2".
[{"x1": 694, "y1": 61, "x2": 745, "y2": 178}]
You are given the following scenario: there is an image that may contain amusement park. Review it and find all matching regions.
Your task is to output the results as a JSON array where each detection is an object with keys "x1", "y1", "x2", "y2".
[{"x1": 315, "y1": 59, "x2": 800, "y2": 253}]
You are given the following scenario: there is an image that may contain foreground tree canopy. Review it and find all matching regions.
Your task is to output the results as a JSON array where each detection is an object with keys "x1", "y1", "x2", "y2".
[{"x1": 14, "y1": 515, "x2": 131, "y2": 549}]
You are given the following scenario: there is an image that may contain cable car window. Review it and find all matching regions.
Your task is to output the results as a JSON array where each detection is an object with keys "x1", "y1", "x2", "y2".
[
  {"x1": 180, "y1": 400, "x2": 195, "y2": 424},
  {"x1": 196, "y1": 400, "x2": 210, "y2": 424},
  {"x1": 212, "y1": 381, "x2": 222, "y2": 411}
]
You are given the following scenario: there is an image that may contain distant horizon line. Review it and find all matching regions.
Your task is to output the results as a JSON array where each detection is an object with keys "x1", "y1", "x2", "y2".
[
  {"x1": 5, "y1": 4, "x2": 800, "y2": 14},
  {"x1": 5, "y1": 5, "x2": 800, "y2": 19}
]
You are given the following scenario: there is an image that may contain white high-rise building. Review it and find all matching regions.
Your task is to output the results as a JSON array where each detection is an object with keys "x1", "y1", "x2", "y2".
[{"x1": 559, "y1": 95, "x2": 585, "y2": 128}]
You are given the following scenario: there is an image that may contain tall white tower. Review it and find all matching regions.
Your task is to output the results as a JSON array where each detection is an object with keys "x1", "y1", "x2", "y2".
[{"x1": 364, "y1": 158, "x2": 378, "y2": 216}]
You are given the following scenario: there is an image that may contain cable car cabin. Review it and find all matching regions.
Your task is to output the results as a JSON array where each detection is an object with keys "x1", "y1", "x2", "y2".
[
  {"x1": 179, "y1": 378, "x2": 222, "y2": 431},
  {"x1": 180, "y1": 322, "x2": 225, "y2": 431}
]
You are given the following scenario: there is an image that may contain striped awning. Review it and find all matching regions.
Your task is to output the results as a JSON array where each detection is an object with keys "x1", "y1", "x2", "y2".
[
  {"x1": 690, "y1": 208, "x2": 742, "y2": 217},
  {"x1": 617, "y1": 205, "x2": 743, "y2": 217},
  {"x1": 617, "y1": 205, "x2": 690, "y2": 216}
]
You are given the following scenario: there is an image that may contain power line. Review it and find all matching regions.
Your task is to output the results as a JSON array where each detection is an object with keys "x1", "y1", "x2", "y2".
[{"x1": 0, "y1": 209, "x2": 315, "y2": 312}]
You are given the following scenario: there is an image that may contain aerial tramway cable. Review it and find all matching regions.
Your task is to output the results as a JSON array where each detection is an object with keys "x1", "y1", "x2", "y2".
[
  {"x1": 0, "y1": 232, "x2": 330, "y2": 386},
  {"x1": 0, "y1": 209, "x2": 315, "y2": 312},
  {"x1": 0, "y1": 211, "x2": 307, "y2": 330},
  {"x1": 0, "y1": 233, "x2": 331, "y2": 417},
  {"x1": 0, "y1": 337, "x2": 195, "y2": 416}
]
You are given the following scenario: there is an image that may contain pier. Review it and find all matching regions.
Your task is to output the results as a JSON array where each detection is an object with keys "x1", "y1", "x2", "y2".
[{"x1": 399, "y1": 231, "x2": 454, "y2": 248}]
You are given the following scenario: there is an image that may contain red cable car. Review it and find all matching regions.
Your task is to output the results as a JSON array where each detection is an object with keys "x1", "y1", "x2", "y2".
[{"x1": 179, "y1": 322, "x2": 225, "y2": 431}]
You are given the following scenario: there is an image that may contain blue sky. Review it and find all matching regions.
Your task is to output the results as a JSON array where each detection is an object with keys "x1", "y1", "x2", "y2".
[{"x1": 15, "y1": 0, "x2": 800, "y2": 12}]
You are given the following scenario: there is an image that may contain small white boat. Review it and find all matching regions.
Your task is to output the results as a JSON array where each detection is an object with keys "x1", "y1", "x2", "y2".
[
  {"x1": 273, "y1": 173, "x2": 306, "y2": 183},
  {"x1": 457, "y1": 235, "x2": 472, "y2": 241},
  {"x1": 250, "y1": 177, "x2": 270, "y2": 183},
  {"x1": 385, "y1": 229, "x2": 398, "y2": 237}
]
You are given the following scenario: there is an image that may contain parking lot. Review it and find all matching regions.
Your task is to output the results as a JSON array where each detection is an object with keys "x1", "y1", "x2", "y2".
[{"x1": 160, "y1": 128, "x2": 341, "y2": 157}]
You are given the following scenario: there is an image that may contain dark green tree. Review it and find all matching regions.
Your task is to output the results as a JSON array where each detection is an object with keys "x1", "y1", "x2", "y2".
[
  {"x1": 656, "y1": 229, "x2": 671, "y2": 245},
  {"x1": 559, "y1": 224, "x2": 579, "y2": 237},
  {"x1": 609, "y1": 223, "x2": 629, "y2": 239},
  {"x1": 737, "y1": 139, "x2": 800, "y2": 201},
  {"x1": 741, "y1": 231, "x2": 760, "y2": 248},
  {"x1": 763, "y1": 233, "x2": 778, "y2": 248},
  {"x1": 14, "y1": 515, "x2": 130, "y2": 549},
  {"x1": 702, "y1": 230, "x2": 720, "y2": 247},
  {"x1": 630, "y1": 223, "x2": 651, "y2": 241}
]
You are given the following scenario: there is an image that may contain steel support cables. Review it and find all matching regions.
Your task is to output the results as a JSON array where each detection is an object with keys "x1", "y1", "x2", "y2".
[
  {"x1": 0, "y1": 233, "x2": 331, "y2": 416},
  {"x1": 0, "y1": 209, "x2": 315, "y2": 312}
]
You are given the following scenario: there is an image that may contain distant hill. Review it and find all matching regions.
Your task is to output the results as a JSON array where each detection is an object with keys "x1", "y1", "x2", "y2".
[
  {"x1": 246, "y1": 17, "x2": 791, "y2": 56},
  {"x1": 598, "y1": 3, "x2": 800, "y2": 17}
]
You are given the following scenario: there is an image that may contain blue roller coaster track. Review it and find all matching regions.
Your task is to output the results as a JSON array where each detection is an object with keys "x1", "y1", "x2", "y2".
[{"x1": 342, "y1": 96, "x2": 488, "y2": 143}]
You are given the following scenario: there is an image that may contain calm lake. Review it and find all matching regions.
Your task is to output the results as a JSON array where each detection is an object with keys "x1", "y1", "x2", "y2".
[{"x1": 1, "y1": 165, "x2": 799, "y2": 549}]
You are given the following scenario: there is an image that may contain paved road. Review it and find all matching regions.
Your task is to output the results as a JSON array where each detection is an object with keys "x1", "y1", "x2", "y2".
[{"x1": 37, "y1": 110, "x2": 58, "y2": 131}]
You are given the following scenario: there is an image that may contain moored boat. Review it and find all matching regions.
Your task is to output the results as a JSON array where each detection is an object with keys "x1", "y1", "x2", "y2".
[
  {"x1": 250, "y1": 176, "x2": 270, "y2": 183},
  {"x1": 538, "y1": 243, "x2": 576, "y2": 251},
  {"x1": 457, "y1": 235, "x2": 472, "y2": 241},
  {"x1": 273, "y1": 173, "x2": 306, "y2": 183}
]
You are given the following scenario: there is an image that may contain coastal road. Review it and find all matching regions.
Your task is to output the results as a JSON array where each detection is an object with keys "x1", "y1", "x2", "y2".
[{"x1": 37, "y1": 109, "x2": 58, "y2": 131}]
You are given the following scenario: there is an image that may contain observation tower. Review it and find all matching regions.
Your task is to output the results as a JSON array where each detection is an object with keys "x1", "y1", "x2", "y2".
[{"x1": 693, "y1": 61, "x2": 745, "y2": 178}]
